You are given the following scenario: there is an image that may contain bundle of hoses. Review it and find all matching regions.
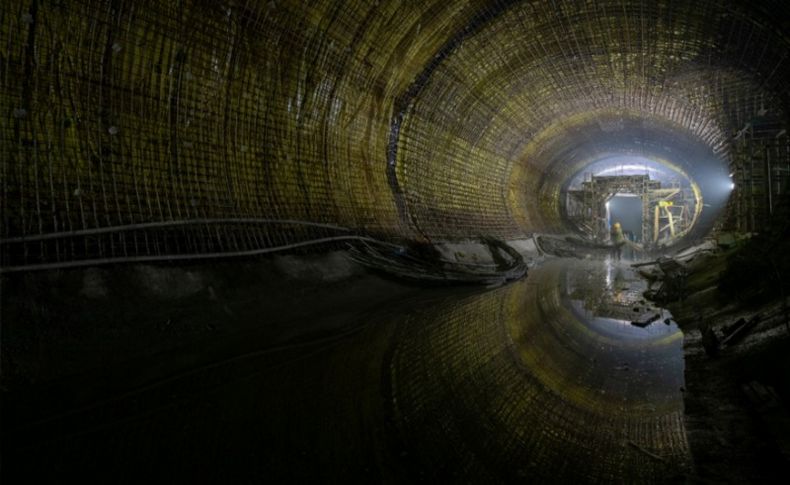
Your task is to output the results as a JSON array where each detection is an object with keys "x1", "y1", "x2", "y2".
[{"x1": 347, "y1": 238, "x2": 527, "y2": 286}]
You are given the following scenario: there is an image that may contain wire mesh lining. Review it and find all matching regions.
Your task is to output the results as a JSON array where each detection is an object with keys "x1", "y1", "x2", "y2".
[
  {"x1": 1, "y1": 0, "x2": 430, "y2": 269},
  {"x1": 2, "y1": 0, "x2": 790, "y2": 271},
  {"x1": 395, "y1": 0, "x2": 790, "y2": 240}
]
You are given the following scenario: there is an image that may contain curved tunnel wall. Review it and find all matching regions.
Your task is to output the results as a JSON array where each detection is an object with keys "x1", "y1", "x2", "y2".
[{"x1": 2, "y1": 0, "x2": 790, "y2": 269}]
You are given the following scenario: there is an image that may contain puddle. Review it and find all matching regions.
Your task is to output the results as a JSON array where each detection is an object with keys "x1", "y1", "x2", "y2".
[
  {"x1": 5, "y1": 257, "x2": 692, "y2": 483},
  {"x1": 388, "y1": 257, "x2": 691, "y2": 481}
]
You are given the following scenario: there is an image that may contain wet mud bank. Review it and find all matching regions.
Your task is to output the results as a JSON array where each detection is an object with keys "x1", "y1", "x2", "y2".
[{"x1": 642, "y1": 238, "x2": 790, "y2": 483}]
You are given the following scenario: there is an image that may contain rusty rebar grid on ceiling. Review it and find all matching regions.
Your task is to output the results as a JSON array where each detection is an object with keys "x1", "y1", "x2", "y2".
[{"x1": 2, "y1": 0, "x2": 789, "y2": 270}]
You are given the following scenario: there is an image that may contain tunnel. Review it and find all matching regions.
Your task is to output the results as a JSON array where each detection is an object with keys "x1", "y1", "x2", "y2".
[{"x1": 2, "y1": 0, "x2": 790, "y2": 483}]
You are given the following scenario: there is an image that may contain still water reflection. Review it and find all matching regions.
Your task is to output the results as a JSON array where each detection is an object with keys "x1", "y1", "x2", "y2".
[
  {"x1": 9, "y1": 258, "x2": 691, "y2": 483},
  {"x1": 389, "y1": 258, "x2": 689, "y2": 482}
]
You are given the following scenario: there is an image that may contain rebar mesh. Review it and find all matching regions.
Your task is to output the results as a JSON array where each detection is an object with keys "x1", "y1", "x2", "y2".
[{"x1": 2, "y1": 0, "x2": 790, "y2": 270}]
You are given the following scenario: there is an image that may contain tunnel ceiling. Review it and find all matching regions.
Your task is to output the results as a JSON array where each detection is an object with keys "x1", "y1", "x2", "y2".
[
  {"x1": 2, "y1": 0, "x2": 790, "y2": 268},
  {"x1": 395, "y1": 1, "x2": 789, "y2": 238}
]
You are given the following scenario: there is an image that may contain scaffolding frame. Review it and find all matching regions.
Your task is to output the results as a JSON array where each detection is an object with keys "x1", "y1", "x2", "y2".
[
  {"x1": 729, "y1": 121, "x2": 790, "y2": 233},
  {"x1": 567, "y1": 174, "x2": 695, "y2": 247}
]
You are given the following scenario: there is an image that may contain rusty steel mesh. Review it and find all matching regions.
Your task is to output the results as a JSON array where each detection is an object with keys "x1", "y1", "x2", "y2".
[{"x1": 2, "y1": 0, "x2": 790, "y2": 271}]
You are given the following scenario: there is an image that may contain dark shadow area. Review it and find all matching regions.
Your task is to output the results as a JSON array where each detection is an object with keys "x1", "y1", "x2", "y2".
[{"x1": 2, "y1": 258, "x2": 689, "y2": 483}]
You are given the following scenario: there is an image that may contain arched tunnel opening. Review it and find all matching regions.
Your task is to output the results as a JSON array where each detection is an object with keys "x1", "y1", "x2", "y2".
[{"x1": 2, "y1": 1, "x2": 790, "y2": 483}]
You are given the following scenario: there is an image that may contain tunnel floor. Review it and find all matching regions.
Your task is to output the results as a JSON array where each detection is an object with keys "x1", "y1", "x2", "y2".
[{"x1": 4, "y1": 257, "x2": 691, "y2": 483}]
